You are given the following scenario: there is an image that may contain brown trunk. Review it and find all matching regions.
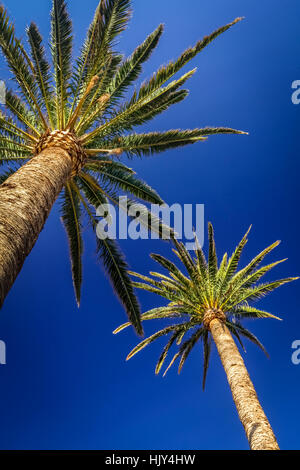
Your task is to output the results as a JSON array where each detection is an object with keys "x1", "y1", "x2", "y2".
[
  {"x1": 209, "y1": 318, "x2": 279, "y2": 450},
  {"x1": 0, "y1": 147, "x2": 72, "y2": 306}
]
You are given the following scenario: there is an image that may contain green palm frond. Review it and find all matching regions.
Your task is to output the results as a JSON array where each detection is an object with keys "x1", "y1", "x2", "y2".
[
  {"x1": 178, "y1": 328, "x2": 205, "y2": 374},
  {"x1": 227, "y1": 320, "x2": 269, "y2": 357},
  {"x1": 116, "y1": 223, "x2": 298, "y2": 388},
  {"x1": 69, "y1": 0, "x2": 131, "y2": 127},
  {"x1": 85, "y1": 156, "x2": 135, "y2": 174},
  {"x1": 51, "y1": 0, "x2": 73, "y2": 128},
  {"x1": 0, "y1": 110, "x2": 37, "y2": 144},
  {"x1": 106, "y1": 24, "x2": 164, "y2": 105},
  {"x1": 5, "y1": 89, "x2": 41, "y2": 137},
  {"x1": 85, "y1": 128, "x2": 246, "y2": 159},
  {"x1": 136, "y1": 17, "x2": 242, "y2": 101},
  {"x1": 113, "y1": 306, "x2": 188, "y2": 335},
  {"x1": 155, "y1": 330, "x2": 183, "y2": 375},
  {"x1": 208, "y1": 222, "x2": 218, "y2": 281},
  {"x1": 70, "y1": 1, "x2": 106, "y2": 112},
  {"x1": 92, "y1": 164, "x2": 164, "y2": 204},
  {"x1": 77, "y1": 172, "x2": 109, "y2": 208},
  {"x1": 26, "y1": 22, "x2": 55, "y2": 128},
  {"x1": 74, "y1": 178, "x2": 143, "y2": 335},
  {"x1": 0, "y1": 130, "x2": 32, "y2": 161},
  {"x1": 0, "y1": 166, "x2": 20, "y2": 183},
  {"x1": 80, "y1": 68, "x2": 197, "y2": 143},
  {"x1": 0, "y1": 5, "x2": 47, "y2": 129},
  {"x1": 219, "y1": 226, "x2": 252, "y2": 294},
  {"x1": 230, "y1": 305, "x2": 282, "y2": 321},
  {"x1": 202, "y1": 330, "x2": 212, "y2": 390},
  {"x1": 60, "y1": 182, "x2": 83, "y2": 306},
  {"x1": 127, "y1": 323, "x2": 189, "y2": 361}
]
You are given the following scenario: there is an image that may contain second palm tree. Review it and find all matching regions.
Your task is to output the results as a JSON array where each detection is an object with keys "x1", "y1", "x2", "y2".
[{"x1": 115, "y1": 224, "x2": 298, "y2": 450}]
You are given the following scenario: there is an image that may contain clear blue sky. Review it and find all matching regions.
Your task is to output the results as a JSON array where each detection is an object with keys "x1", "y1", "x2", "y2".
[{"x1": 0, "y1": 0, "x2": 299, "y2": 450}]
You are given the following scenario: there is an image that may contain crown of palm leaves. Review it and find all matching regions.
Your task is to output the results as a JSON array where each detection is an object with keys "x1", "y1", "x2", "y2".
[
  {"x1": 0, "y1": 0, "x2": 246, "y2": 335},
  {"x1": 115, "y1": 224, "x2": 298, "y2": 388}
]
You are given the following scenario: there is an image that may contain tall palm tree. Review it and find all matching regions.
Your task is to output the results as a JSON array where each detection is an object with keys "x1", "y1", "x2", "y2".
[
  {"x1": 0, "y1": 0, "x2": 245, "y2": 334},
  {"x1": 115, "y1": 223, "x2": 298, "y2": 449}
]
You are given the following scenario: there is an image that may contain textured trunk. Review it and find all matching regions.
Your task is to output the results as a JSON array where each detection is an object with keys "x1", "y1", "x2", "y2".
[
  {"x1": 210, "y1": 318, "x2": 279, "y2": 450},
  {"x1": 0, "y1": 147, "x2": 72, "y2": 306}
]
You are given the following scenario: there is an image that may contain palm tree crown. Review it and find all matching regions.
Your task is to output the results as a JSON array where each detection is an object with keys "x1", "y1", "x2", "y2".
[
  {"x1": 115, "y1": 223, "x2": 298, "y2": 387},
  {"x1": 0, "y1": 0, "x2": 245, "y2": 334}
]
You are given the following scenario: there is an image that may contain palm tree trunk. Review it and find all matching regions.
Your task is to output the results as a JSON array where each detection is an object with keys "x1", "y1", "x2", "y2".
[
  {"x1": 209, "y1": 318, "x2": 279, "y2": 450},
  {"x1": 0, "y1": 147, "x2": 73, "y2": 306}
]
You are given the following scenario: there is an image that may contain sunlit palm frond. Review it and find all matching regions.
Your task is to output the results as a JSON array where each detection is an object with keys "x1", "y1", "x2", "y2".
[
  {"x1": 106, "y1": 24, "x2": 164, "y2": 106},
  {"x1": 26, "y1": 22, "x2": 55, "y2": 128},
  {"x1": 97, "y1": 236, "x2": 143, "y2": 336}
]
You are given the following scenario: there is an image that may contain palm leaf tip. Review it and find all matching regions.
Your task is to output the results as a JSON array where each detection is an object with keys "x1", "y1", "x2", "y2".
[{"x1": 112, "y1": 324, "x2": 128, "y2": 335}]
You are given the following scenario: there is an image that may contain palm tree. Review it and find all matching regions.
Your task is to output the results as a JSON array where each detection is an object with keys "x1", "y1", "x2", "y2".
[
  {"x1": 115, "y1": 223, "x2": 298, "y2": 449},
  {"x1": 0, "y1": 0, "x2": 245, "y2": 334}
]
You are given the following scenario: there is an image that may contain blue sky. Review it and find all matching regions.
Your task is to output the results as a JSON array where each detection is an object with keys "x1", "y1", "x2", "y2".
[{"x1": 0, "y1": 0, "x2": 299, "y2": 450}]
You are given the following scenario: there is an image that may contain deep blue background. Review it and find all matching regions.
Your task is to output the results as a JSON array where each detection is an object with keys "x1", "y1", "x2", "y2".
[{"x1": 0, "y1": 0, "x2": 299, "y2": 450}]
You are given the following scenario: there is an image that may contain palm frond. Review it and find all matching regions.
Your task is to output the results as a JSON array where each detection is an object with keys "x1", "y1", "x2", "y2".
[
  {"x1": 72, "y1": 54, "x2": 123, "y2": 134},
  {"x1": 219, "y1": 226, "x2": 251, "y2": 295},
  {"x1": 0, "y1": 167, "x2": 18, "y2": 183},
  {"x1": 80, "y1": 68, "x2": 196, "y2": 143},
  {"x1": 208, "y1": 222, "x2": 218, "y2": 281},
  {"x1": 127, "y1": 323, "x2": 187, "y2": 360},
  {"x1": 96, "y1": 166, "x2": 164, "y2": 204},
  {"x1": 230, "y1": 305, "x2": 282, "y2": 321},
  {"x1": 77, "y1": 172, "x2": 109, "y2": 208},
  {"x1": 97, "y1": 236, "x2": 142, "y2": 336},
  {"x1": 178, "y1": 327, "x2": 204, "y2": 373},
  {"x1": 231, "y1": 240, "x2": 281, "y2": 284},
  {"x1": 230, "y1": 277, "x2": 299, "y2": 307},
  {"x1": 113, "y1": 306, "x2": 188, "y2": 335},
  {"x1": 26, "y1": 22, "x2": 55, "y2": 128},
  {"x1": 85, "y1": 128, "x2": 245, "y2": 159},
  {"x1": 223, "y1": 258, "x2": 288, "y2": 305},
  {"x1": 137, "y1": 18, "x2": 243, "y2": 101},
  {"x1": 0, "y1": 6, "x2": 47, "y2": 129},
  {"x1": 60, "y1": 182, "x2": 83, "y2": 306},
  {"x1": 156, "y1": 330, "x2": 183, "y2": 375},
  {"x1": 171, "y1": 236, "x2": 197, "y2": 281},
  {"x1": 108, "y1": 194, "x2": 174, "y2": 239},
  {"x1": 202, "y1": 330, "x2": 212, "y2": 390},
  {"x1": 150, "y1": 254, "x2": 191, "y2": 287},
  {"x1": 229, "y1": 321, "x2": 269, "y2": 357},
  {"x1": 0, "y1": 110, "x2": 37, "y2": 144},
  {"x1": 5, "y1": 89, "x2": 41, "y2": 137},
  {"x1": 0, "y1": 133, "x2": 32, "y2": 161},
  {"x1": 50, "y1": 0, "x2": 73, "y2": 128},
  {"x1": 106, "y1": 24, "x2": 163, "y2": 104},
  {"x1": 70, "y1": 0, "x2": 131, "y2": 117}
]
